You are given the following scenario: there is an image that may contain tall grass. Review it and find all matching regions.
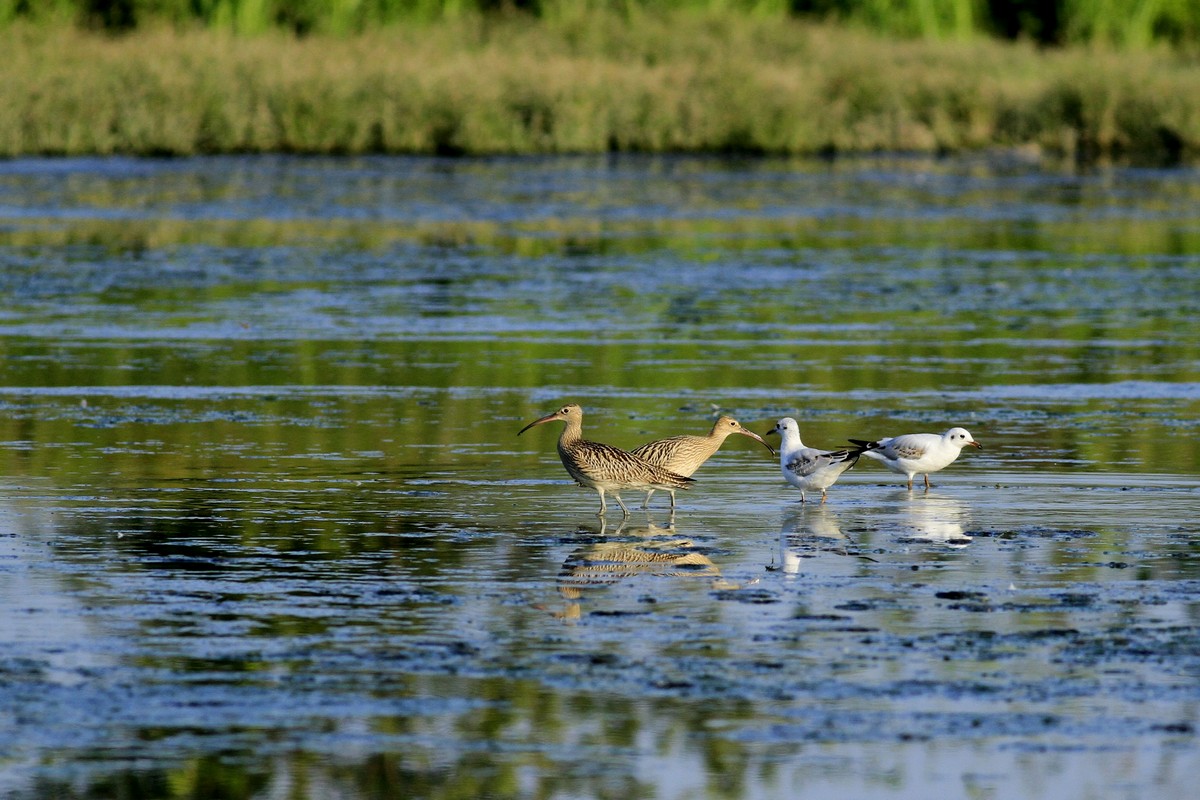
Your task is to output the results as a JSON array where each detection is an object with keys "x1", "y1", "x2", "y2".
[
  {"x1": 807, "y1": 0, "x2": 985, "y2": 40},
  {"x1": 2, "y1": 10, "x2": 1198, "y2": 160},
  {"x1": 794, "y1": 0, "x2": 1200, "y2": 45},
  {"x1": 1063, "y1": 0, "x2": 1200, "y2": 47},
  {"x1": 4, "y1": 0, "x2": 1200, "y2": 46}
]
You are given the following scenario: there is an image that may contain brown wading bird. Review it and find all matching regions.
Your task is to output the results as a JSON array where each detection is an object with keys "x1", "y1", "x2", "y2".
[
  {"x1": 631, "y1": 415, "x2": 775, "y2": 510},
  {"x1": 518, "y1": 403, "x2": 694, "y2": 518}
]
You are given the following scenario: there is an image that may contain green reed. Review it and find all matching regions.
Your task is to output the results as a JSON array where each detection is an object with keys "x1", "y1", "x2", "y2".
[
  {"x1": 1062, "y1": 0, "x2": 1200, "y2": 47},
  {"x1": 4, "y1": 0, "x2": 1200, "y2": 47},
  {"x1": 2, "y1": 10, "x2": 1198, "y2": 160}
]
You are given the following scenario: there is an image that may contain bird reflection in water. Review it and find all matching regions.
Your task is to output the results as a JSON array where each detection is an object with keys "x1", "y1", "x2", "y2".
[
  {"x1": 549, "y1": 518, "x2": 754, "y2": 620},
  {"x1": 898, "y1": 491, "x2": 972, "y2": 548},
  {"x1": 774, "y1": 504, "x2": 869, "y2": 575}
]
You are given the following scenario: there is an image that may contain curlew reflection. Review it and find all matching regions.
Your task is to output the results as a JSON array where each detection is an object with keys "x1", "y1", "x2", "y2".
[
  {"x1": 551, "y1": 518, "x2": 751, "y2": 618},
  {"x1": 558, "y1": 519, "x2": 721, "y2": 599}
]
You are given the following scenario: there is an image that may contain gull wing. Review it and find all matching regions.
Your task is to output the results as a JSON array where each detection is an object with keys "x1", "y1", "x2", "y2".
[
  {"x1": 880, "y1": 433, "x2": 932, "y2": 461},
  {"x1": 786, "y1": 447, "x2": 853, "y2": 478}
]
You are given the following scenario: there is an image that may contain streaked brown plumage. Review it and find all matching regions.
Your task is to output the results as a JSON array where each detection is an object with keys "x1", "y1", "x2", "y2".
[
  {"x1": 558, "y1": 535, "x2": 721, "y2": 600},
  {"x1": 631, "y1": 415, "x2": 775, "y2": 510},
  {"x1": 546, "y1": 521, "x2": 741, "y2": 620},
  {"x1": 518, "y1": 403, "x2": 694, "y2": 517}
]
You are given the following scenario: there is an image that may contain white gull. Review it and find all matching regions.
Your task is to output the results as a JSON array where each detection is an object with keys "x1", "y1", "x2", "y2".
[
  {"x1": 850, "y1": 427, "x2": 982, "y2": 490},
  {"x1": 768, "y1": 418, "x2": 865, "y2": 504}
]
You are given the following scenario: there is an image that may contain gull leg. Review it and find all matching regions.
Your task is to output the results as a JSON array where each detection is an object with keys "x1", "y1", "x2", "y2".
[
  {"x1": 820, "y1": 489, "x2": 828, "y2": 504},
  {"x1": 906, "y1": 477, "x2": 914, "y2": 491},
  {"x1": 923, "y1": 474, "x2": 931, "y2": 490}
]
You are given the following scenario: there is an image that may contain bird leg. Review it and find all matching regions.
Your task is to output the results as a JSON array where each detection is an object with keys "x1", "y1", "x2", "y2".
[
  {"x1": 668, "y1": 491, "x2": 676, "y2": 511},
  {"x1": 642, "y1": 489, "x2": 655, "y2": 510},
  {"x1": 820, "y1": 490, "x2": 828, "y2": 504},
  {"x1": 596, "y1": 489, "x2": 607, "y2": 517},
  {"x1": 613, "y1": 493, "x2": 630, "y2": 517},
  {"x1": 923, "y1": 474, "x2": 932, "y2": 490}
]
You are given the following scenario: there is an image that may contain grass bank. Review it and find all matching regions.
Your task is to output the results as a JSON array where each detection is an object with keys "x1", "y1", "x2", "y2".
[{"x1": 3, "y1": 11, "x2": 1199, "y2": 161}]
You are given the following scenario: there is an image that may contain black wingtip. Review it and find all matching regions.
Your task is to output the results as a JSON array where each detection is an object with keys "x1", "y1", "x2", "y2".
[{"x1": 828, "y1": 447, "x2": 864, "y2": 463}]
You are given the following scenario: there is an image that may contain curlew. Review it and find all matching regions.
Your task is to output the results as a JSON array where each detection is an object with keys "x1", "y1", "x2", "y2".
[
  {"x1": 850, "y1": 427, "x2": 982, "y2": 490},
  {"x1": 768, "y1": 417, "x2": 865, "y2": 503},
  {"x1": 518, "y1": 403, "x2": 694, "y2": 517},
  {"x1": 631, "y1": 415, "x2": 775, "y2": 510}
]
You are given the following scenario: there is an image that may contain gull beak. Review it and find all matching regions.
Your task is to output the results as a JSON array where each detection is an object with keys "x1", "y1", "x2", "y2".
[
  {"x1": 737, "y1": 427, "x2": 776, "y2": 457},
  {"x1": 969, "y1": 440, "x2": 983, "y2": 449},
  {"x1": 518, "y1": 412, "x2": 559, "y2": 436}
]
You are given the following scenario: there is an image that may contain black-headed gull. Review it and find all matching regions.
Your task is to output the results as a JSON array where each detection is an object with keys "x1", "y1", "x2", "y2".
[
  {"x1": 850, "y1": 427, "x2": 982, "y2": 490},
  {"x1": 767, "y1": 417, "x2": 865, "y2": 503}
]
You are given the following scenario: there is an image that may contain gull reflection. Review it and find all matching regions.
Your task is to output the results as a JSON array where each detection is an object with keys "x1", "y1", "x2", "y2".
[
  {"x1": 550, "y1": 518, "x2": 752, "y2": 619},
  {"x1": 900, "y1": 492, "x2": 972, "y2": 548},
  {"x1": 776, "y1": 504, "x2": 856, "y2": 575}
]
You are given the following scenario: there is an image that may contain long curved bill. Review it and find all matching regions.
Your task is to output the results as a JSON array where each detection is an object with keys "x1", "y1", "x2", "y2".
[
  {"x1": 518, "y1": 413, "x2": 558, "y2": 436},
  {"x1": 738, "y1": 427, "x2": 776, "y2": 457}
]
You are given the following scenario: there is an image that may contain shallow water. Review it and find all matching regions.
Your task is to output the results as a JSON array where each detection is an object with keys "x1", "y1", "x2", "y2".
[{"x1": 0, "y1": 154, "x2": 1199, "y2": 798}]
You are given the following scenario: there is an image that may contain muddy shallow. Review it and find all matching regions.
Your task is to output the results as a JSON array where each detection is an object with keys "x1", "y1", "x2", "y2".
[{"x1": 0, "y1": 155, "x2": 1198, "y2": 798}]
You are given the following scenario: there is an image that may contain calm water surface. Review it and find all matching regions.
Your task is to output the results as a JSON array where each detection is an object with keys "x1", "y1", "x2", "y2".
[{"x1": 1, "y1": 155, "x2": 1199, "y2": 798}]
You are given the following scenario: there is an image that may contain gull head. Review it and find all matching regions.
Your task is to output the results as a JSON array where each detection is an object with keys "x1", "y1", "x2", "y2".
[
  {"x1": 944, "y1": 427, "x2": 982, "y2": 450},
  {"x1": 767, "y1": 417, "x2": 800, "y2": 439}
]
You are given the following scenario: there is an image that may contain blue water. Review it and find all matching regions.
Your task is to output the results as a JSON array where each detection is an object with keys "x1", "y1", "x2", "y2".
[{"x1": 0, "y1": 155, "x2": 1198, "y2": 799}]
